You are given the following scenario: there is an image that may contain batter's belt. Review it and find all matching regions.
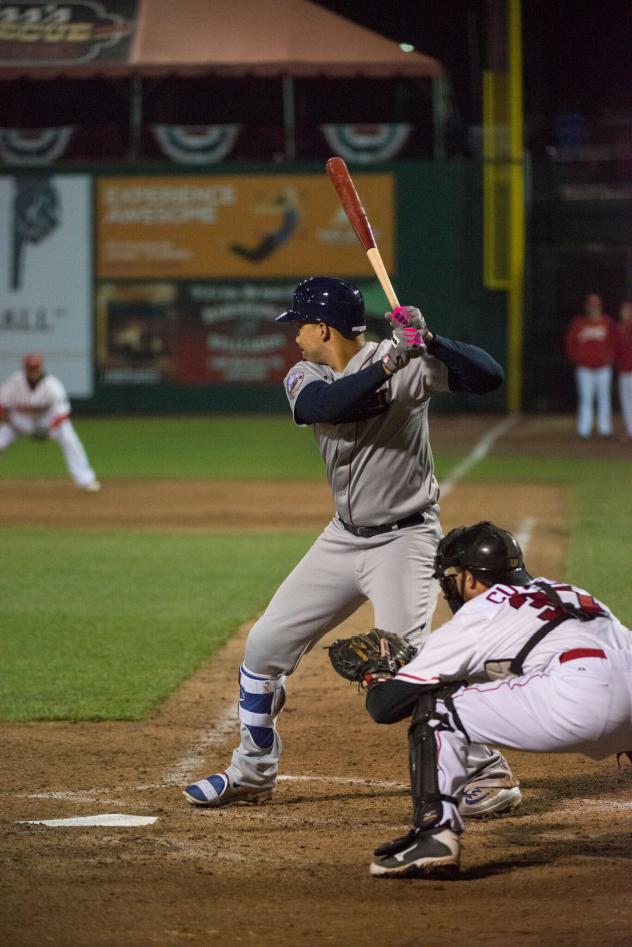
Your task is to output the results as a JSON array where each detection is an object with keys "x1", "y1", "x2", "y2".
[{"x1": 338, "y1": 510, "x2": 425, "y2": 539}]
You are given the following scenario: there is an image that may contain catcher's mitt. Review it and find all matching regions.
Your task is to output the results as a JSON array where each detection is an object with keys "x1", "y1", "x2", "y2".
[{"x1": 326, "y1": 628, "x2": 416, "y2": 687}]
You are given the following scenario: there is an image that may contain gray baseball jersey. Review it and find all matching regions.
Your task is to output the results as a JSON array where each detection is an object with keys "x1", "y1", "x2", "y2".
[{"x1": 284, "y1": 339, "x2": 449, "y2": 525}]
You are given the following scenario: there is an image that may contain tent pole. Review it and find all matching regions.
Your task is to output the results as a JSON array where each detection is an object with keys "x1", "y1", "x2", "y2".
[
  {"x1": 282, "y1": 74, "x2": 296, "y2": 161},
  {"x1": 431, "y1": 76, "x2": 448, "y2": 159},
  {"x1": 128, "y1": 73, "x2": 143, "y2": 161}
]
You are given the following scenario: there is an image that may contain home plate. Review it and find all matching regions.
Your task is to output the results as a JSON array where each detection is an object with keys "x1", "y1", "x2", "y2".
[{"x1": 18, "y1": 814, "x2": 158, "y2": 827}]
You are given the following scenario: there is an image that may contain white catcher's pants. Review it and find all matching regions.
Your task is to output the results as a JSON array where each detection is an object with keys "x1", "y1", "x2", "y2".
[
  {"x1": 434, "y1": 648, "x2": 632, "y2": 832},
  {"x1": 575, "y1": 366, "x2": 613, "y2": 437},
  {"x1": 618, "y1": 371, "x2": 632, "y2": 436}
]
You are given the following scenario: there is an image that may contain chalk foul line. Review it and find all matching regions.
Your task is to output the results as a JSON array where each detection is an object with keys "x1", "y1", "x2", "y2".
[{"x1": 439, "y1": 413, "x2": 519, "y2": 500}]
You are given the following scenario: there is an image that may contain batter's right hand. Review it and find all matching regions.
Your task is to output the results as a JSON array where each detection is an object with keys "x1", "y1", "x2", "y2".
[{"x1": 382, "y1": 324, "x2": 426, "y2": 374}]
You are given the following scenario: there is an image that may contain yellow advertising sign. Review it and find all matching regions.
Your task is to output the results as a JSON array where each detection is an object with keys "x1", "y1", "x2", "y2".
[{"x1": 96, "y1": 174, "x2": 395, "y2": 279}]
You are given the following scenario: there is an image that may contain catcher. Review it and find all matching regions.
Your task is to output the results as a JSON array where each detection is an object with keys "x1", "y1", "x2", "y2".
[{"x1": 328, "y1": 521, "x2": 632, "y2": 879}]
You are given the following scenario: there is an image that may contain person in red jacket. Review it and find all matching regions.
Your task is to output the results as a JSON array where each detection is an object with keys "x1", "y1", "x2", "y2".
[
  {"x1": 616, "y1": 300, "x2": 632, "y2": 439},
  {"x1": 564, "y1": 293, "x2": 617, "y2": 438}
]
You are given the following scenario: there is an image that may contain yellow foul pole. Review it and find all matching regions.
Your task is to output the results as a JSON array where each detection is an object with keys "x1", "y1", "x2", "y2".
[
  {"x1": 507, "y1": 0, "x2": 524, "y2": 412},
  {"x1": 482, "y1": 0, "x2": 525, "y2": 411}
]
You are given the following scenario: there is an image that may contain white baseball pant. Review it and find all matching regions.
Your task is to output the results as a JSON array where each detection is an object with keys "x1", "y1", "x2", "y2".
[
  {"x1": 618, "y1": 371, "x2": 632, "y2": 436},
  {"x1": 432, "y1": 647, "x2": 632, "y2": 832},
  {"x1": 0, "y1": 417, "x2": 97, "y2": 487},
  {"x1": 575, "y1": 366, "x2": 613, "y2": 437}
]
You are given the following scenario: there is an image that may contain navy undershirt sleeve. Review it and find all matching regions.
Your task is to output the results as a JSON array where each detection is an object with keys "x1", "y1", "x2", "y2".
[
  {"x1": 294, "y1": 361, "x2": 389, "y2": 425},
  {"x1": 427, "y1": 334, "x2": 504, "y2": 393}
]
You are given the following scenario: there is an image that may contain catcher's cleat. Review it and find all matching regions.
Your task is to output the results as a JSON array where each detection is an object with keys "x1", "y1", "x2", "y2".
[
  {"x1": 183, "y1": 772, "x2": 274, "y2": 808},
  {"x1": 370, "y1": 825, "x2": 460, "y2": 879},
  {"x1": 459, "y1": 784, "x2": 522, "y2": 818}
]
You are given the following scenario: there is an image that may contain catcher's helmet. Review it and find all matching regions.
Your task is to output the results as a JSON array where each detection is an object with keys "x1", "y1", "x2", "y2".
[
  {"x1": 276, "y1": 276, "x2": 366, "y2": 339},
  {"x1": 433, "y1": 521, "x2": 532, "y2": 613}
]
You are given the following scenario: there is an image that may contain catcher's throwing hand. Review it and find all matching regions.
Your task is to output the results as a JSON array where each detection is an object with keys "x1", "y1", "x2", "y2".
[{"x1": 327, "y1": 628, "x2": 416, "y2": 688}]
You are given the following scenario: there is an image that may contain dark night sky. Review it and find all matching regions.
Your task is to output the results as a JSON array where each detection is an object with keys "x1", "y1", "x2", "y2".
[{"x1": 313, "y1": 1, "x2": 632, "y2": 127}]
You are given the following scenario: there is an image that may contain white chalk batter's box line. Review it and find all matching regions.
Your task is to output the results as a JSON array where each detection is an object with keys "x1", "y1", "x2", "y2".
[{"x1": 21, "y1": 773, "x2": 410, "y2": 804}]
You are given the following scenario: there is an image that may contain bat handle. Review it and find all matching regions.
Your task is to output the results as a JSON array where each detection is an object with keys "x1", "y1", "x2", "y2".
[{"x1": 367, "y1": 247, "x2": 400, "y2": 309}]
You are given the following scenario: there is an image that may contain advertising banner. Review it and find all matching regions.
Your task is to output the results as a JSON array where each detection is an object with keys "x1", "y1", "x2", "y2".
[
  {"x1": 0, "y1": 173, "x2": 93, "y2": 395},
  {"x1": 96, "y1": 281, "x2": 300, "y2": 385},
  {"x1": 96, "y1": 174, "x2": 395, "y2": 279}
]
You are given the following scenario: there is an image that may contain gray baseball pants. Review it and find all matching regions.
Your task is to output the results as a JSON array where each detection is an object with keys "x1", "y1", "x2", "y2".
[{"x1": 226, "y1": 510, "x2": 514, "y2": 789}]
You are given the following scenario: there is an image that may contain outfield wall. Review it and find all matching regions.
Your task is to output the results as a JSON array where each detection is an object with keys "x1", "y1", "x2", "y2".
[{"x1": 0, "y1": 161, "x2": 507, "y2": 414}]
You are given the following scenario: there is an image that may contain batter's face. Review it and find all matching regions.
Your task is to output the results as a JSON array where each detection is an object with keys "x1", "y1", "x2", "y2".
[{"x1": 295, "y1": 322, "x2": 328, "y2": 363}]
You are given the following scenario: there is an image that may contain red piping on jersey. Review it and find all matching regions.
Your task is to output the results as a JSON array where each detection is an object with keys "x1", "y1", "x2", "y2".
[
  {"x1": 559, "y1": 648, "x2": 606, "y2": 663},
  {"x1": 396, "y1": 671, "x2": 441, "y2": 683},
  {"x1": 459, "y1": 670, "x2": 552, "y2": 696},
  {"x1": 50, "y1": 414, "x2": 70, "y2": 429}
]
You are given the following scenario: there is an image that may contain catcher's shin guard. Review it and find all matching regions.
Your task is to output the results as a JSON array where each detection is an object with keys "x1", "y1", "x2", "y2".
[
  {"x1": 408, "y1": 686, "x2": 463, "y2": 830},
  {"x1": 238, "y1": 664, "x2": 286, "y2": 749}
]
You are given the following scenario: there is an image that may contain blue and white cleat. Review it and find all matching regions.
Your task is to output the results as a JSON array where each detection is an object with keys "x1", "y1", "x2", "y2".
[
  {"x1": 183, "y1": 772, "x2": 274, "y2": 808},
  {"x1": 459, "y1": 784, "x2": 522, "y2": 818}
]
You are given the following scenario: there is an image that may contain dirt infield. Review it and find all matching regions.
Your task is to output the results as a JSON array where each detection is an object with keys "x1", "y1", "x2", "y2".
[{"x1": 2, "y1": 451, "x2": 632, "y2": 945}]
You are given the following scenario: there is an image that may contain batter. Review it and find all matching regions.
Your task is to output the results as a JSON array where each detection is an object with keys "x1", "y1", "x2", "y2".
[
  {"x1": 185, "y1": 277, "x2": 519, "y2": 813},
  {"x1": 0, "y1": 353, "x2": 100, "y2": 491},
  {"x1": 361, "y1": 521, "x2": 632, "y2": 878}
]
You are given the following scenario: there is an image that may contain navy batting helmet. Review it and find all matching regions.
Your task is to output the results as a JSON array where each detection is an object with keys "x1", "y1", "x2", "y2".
[
  {"x1": 276, "y1": 277, "x2": 366, "y2": 339},
  {"x1": 433, "y1": 521, "x2": 532, "y2": 613}
]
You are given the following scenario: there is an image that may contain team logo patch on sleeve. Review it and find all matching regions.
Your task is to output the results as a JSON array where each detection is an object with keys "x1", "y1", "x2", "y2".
[{"x1": 286, "y1": 370, "x2": 305, "y2": 397}]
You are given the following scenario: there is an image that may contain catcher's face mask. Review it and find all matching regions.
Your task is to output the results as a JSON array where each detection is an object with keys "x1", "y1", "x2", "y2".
[
  {"x1": 435, "y1": 565, "x2": 467, "y2": 614},
  {"x1": 433, "y1": 530, "x2": 469, "y2": 613}
]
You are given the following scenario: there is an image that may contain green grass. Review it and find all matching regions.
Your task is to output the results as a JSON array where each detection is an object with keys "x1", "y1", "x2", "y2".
[
  {"x1": 2, "y1": 416, "x2": 630, "y2": 721},
  {"x1": 0, "y1": 417, "x2": 328, "y2": 479},
  {"x1": 0, "y1": 528, "x2": 317, "y2": 720},
  {"x1": 0, "y1": 416, "x2": 460, "y2": 481}
]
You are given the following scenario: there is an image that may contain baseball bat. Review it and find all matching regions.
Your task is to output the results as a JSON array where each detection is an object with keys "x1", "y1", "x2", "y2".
[{"x1": 325, "y1": 156, "x2": 400, "y2": 310}]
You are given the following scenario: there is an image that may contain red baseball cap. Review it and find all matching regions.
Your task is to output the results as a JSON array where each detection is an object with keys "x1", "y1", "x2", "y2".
[{"x1": 23, "y1": 353, "x2": 44, "y2": 371}]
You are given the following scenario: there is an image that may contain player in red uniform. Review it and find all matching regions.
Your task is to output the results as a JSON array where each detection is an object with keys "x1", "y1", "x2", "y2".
[{"x1": 564, "y1": 293, "x2": 617, "y2": 439}]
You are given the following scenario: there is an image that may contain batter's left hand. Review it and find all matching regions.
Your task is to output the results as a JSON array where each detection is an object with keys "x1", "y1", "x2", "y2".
[{"x1": 382, "y1": 324, "x2": 426, "y2": 374}]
